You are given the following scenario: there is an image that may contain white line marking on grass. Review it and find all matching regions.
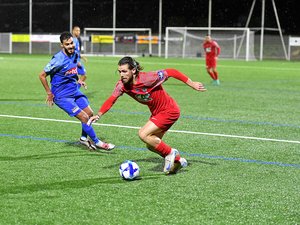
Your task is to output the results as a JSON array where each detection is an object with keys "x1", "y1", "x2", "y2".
[{"x1": 1, "y1": 114, "x2": 300, "y2": 144}]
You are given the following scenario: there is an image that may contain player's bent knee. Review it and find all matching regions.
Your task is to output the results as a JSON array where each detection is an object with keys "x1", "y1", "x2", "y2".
[
  {"x1": 138, "y1": 129, "x2": 146, "y2": 141},
  {"x1": 76, "y1": 111, "x2": 90, "y2": 123}
]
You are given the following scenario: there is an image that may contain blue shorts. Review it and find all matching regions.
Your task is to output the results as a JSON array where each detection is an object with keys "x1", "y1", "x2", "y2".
[
  {"x1": 54, "y1": 92, "x2": 89, "y2": 117},
  {"x1": 78, "y1": 63, "x2": 86, "y2": 75}
]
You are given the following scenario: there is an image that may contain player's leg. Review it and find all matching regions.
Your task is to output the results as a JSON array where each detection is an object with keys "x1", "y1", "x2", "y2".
[
  {"x1": 206, "y1": 66, "x2": 216, "y2": 80},
  {"x1": 138, "y1": 120, "x2": 179, "y2": 173},
  {"x1": 76, "y1": 95, "x2": 115, "y2": 150},
  {"x1": 74, "y1": 94, "x2": 94, "y2": 148},
  {"x1": 211, "y1": 60, "x2": 220, "y2": 85},
  {"x1": 139, "y1": 109, "x2": 186, "y2": 174},
  {"x1": 54, "y1": 97, "x2": 96, "y2": 149},
  {"x1": 143, "y1": 130, "x2": 186, "y2": 174}
]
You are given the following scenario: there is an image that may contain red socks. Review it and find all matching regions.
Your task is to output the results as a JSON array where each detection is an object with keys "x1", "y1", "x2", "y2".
[
  {"x1": 155, "y1": 141, "x2": 171, "y2": 157},
  {"x1": 208, "y1": 71, "x2": 216, "y2": 80},
  {"x1": 214, "y1": 71, "x2": 218, "y2": 80},
  {"x1": 208, "y1": 71, "x2": 219, "y2": 80},
  {"x1": 155, "y1": 141, "x2": 181, "y2": 162}
]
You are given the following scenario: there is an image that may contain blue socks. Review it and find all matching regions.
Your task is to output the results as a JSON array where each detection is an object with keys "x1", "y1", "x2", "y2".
[{"x1": 81, "y1": 122, "x2": 100, "y2": 144}]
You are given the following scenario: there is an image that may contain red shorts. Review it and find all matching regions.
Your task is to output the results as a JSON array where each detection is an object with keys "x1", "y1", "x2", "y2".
[
  {"x1": 206, "y1": 57, "x2": 217, "y2": 69},
  {"x1": 150, "y1": 109, "x2": 180, "y2": 131}
]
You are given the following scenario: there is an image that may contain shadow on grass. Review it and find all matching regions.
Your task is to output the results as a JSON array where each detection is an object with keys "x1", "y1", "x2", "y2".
[
  {"x1": 0, "y1": 175, "x2": 163, "y2": 195},
  {"x1": 0, "y1": 142, "x2": 116, "y2": 161}
]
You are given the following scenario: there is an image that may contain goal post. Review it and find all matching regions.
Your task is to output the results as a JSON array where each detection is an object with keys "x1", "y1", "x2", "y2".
[
  {"x1": 83, "y1": 28, "x2": 153, "y2": 56},
  {"x1": 165, "y1": 27, "x2": 256, "y2": 61}
]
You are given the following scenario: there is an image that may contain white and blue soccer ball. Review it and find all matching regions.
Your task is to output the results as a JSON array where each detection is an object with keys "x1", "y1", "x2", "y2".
[{"x1": 119, "y1": 160, "x2": 140, "y2": 180}]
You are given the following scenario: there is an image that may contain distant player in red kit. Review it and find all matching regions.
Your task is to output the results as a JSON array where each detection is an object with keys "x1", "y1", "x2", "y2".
[
  {"x1": 203, "y1": 34, "x2": 221, "y2": 85},
  {"x1": 89, "y1": 56, "x2": 206, "y2": 174}
]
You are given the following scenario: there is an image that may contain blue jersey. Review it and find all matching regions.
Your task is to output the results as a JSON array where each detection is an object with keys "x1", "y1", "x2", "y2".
[{"x1": 44, "y1": 50, "x2": 80, "y2": 98}]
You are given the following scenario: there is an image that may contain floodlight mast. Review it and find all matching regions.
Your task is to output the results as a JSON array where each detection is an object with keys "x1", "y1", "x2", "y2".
[
  {"x1": 243, "y1": 0, "x2": 288, "y2": 60},
  {"x1": 208, "y1": 0, "x2": 287, "y2": 60},
  {"x1": 29, "y1": 0, "x2": 32, "y2": 54}
]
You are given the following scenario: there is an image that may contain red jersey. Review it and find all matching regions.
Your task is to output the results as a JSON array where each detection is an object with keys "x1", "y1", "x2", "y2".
[
  {"x1": 99, "y1": 69, "x2": 188, "y2": 117},
  {"x1": 203, "y1": 40, "x2": 221, "y2": 59}
]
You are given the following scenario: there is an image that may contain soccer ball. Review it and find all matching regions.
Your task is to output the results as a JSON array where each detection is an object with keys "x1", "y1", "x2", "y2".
[{"x1": 119, "y1": 160, "x2": 140, "y2": 180}]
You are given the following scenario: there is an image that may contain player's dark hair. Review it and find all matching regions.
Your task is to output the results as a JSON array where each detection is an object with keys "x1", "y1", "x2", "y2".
[
  {"x1": 118, "y1": 56, "x2": 143, "y2": 74},
  {"x1": 60, "y1": 32, "x2": 73, "y2": 43}
]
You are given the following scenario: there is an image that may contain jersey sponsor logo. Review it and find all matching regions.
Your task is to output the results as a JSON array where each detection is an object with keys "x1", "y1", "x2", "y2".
[
  {"x1": 135, "y1": 93, "x2": 152, "y2": 102},
  {"x1": 135, "y1": 88, "x2": 148, "y2": 94},
  {"x1": 157, "y1": 70, "x2": 164, "y2": 80},
  {"x1": 65, "y1": 67, "x2": 78, "y2": 76},
  {"x1": 205, "y1": 47, "x2": 211, "y2": 52}
]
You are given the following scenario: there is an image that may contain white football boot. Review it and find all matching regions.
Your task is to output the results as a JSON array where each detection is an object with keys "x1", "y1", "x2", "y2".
[
  {"x1": 79, "y1": 137, "x2": 97, "y2": 150},
  {"x1": 95, "y1": 141, "x2": 115, "y2": 151},
  {"x1": 163, "y1": 148, "x2": 179, "y2": 173},
  {"x1": 167, "y1": 157, "x2": 188, "y2": 175}
]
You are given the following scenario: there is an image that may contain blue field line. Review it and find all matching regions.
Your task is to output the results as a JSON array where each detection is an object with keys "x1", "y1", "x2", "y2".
[
  {"x1": 1, "y1": 133, "x2": 299, "y2": 169},
  {"x1": 1, "y1": 102, "x2": 299, "y2": 129}
]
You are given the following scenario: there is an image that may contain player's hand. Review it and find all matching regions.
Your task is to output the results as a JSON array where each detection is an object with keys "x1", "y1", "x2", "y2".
[
  {"x1": 186, "y1": 78, "x2": 206, "y2": 92},
  {"x1": 192, "y1": 81, "x2": 207, "y2": 92},
  {"x1": 46, "y1": 92, "x2": 54, "y2": 107},
  {"x1": 87, "y1": 115, "x2": 100, "y2": 126},
  {"x1": 78, "y1": 79, "x2": 88, "y2": 90}
]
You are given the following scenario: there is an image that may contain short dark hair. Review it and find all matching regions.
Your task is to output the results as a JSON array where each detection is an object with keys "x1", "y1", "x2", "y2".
[
  {"x1": 60, "y1": 32, "x2": 73, "y2": 43},
  {"x1": 118, "y1": 56, "x2": 143, "y2": 73}
]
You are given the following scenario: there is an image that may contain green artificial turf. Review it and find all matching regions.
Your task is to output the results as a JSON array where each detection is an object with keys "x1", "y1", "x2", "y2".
[{"x1": 0, "y1": 54, "x2": 299, "y2": 224}]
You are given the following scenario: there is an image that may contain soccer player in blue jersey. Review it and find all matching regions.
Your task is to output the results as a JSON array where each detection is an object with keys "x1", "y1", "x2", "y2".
[
  {"x1": 38, "y1": 31, "x2": 115, "y2": 150},
  {"x1": 72, "y1": 26, "x2": 88, "y2": 87}
]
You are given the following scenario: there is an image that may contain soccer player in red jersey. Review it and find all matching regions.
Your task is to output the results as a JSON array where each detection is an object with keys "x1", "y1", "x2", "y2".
[
  {"x1": 89, "y1": 56, "x2": 206, "y2": 174},
  {"x1": 203, "y1": 34, "x2": 221, "y2": 85}
]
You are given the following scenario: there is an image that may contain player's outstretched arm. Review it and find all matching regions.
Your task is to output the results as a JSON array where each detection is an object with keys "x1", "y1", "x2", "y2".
[
  {"x1": 87, "y1": 95, "x2": 118, "y2": 125},
  {"x1": 165, "y1": 68, "x2": 206, "y2": 92}
]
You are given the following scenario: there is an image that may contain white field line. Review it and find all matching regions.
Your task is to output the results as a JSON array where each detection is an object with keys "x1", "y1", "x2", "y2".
[{"x1": 1, "y1": 114, "x2": 299, "y2": 144}]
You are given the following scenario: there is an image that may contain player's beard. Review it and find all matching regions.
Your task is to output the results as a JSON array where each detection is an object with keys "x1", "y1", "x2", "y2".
[
  {"x1": 121, "y1": 75, "x2": 133, "y2": 84},
  {"x1": 64, "y1": 46, "x2": 75, "y2": 56}
]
